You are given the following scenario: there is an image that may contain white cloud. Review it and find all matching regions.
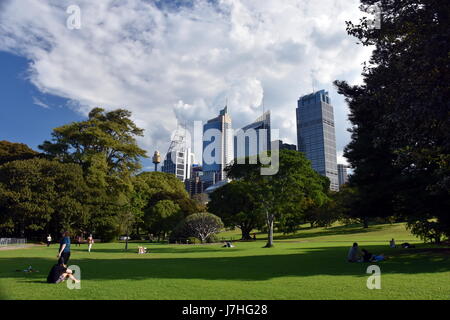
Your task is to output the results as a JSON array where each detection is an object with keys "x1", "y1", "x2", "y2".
[
  {"x1": 0, "y1": 0, "x2": 372, "y2": 159},
  {"x1": 32, "y1": 97, "x2": 51, "y2": 109}
]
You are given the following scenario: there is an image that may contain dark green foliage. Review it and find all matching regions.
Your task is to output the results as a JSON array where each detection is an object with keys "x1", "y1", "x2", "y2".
[
  {"x1": 0, "y1": 158, "x2": 89, "y2": 237},
  {"x1": 0, "y1": 141, "x2": 40, "y2": 165},
  {"x1": 208, "y1": 180, "x2": 265, "y2": 240},
  {"x1": 225, "y1": 150, "x2": 329, "y2": 247},
  {"x1": 335, "y1": 0, "x2": 450, "y2": 238},
  {"x1": 135, "y1": 172, "x2": 202, "y2": 240},
  {"x1": 171, "y1": 212, "x2": 224, "y2": 243}
]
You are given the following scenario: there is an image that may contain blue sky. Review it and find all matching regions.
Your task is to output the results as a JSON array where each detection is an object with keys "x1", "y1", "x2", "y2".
[
  {"x1": 0, "y1": 0, "x2": 373, "y2": 166},
  {"x1": 0, "y1": 51, "x2": 84, "y2": 150}
]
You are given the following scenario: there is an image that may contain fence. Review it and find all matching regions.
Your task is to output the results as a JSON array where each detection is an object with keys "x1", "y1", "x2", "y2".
[{"x1": 0, "y1": 238, "x2": 27, "y2": 247}]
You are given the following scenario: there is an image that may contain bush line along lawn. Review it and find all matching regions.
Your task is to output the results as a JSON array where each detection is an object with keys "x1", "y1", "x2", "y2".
[{"x1": 0, "y1": 223, "x2": 449, "y2": 300}]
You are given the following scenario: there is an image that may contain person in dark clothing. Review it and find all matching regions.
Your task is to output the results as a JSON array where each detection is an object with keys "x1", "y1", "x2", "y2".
[
  {"x1": 361, "y1": 249, "x2": 374, "y2": 262},
  {"x1": 47, "y1": 262, "x2": 79, "y2": 284},
  {"x1": 58, "y1": 231, "x2": 71, "y2": 265}
]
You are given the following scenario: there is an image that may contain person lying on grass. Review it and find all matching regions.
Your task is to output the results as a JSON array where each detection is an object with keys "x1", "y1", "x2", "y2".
[
  {"x1": 46, "y1": 261, "x2": 79, "y2": 284},
  {"x1": 362, "y1": 249, "x2": 386, "y2": 262}
]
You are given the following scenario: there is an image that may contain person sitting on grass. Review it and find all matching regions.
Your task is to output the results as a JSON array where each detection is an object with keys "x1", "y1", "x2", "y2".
[
  {"x1": 390, "y1": 238, "x2": 396, "y2": 248},
  {"x1": 138, "y1": 246, "x2": 148, "y2": 254},
  {"x1": 47, "y1": 261, "x2": 79, "y2": 284},
  {"x1": 347, "y1": 242, "x2": 362, "y2": 262},
  {"x1": 362, "y1": 249, "x2": 374, "y2": 263}
]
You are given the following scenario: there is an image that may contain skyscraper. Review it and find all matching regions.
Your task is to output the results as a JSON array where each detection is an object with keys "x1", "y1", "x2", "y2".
[
  {"x1": 296, "y1": 90, "x2": 339, "y2": 191},
  {"x1": 234, "y1": 111, "x2": 271, "y2": 160},
  {"x1": 202, "y1": 106, "x2": 233, "y2": 187},
  {"x1": 337, "y1": 164, "x2": 349, "y2": 186},
  {"x1": 161, "y1": 128, "x2": 195, "y2": 181},
  {"x1": 271, "y1": 140, "x2": 296, "y2": 151}
]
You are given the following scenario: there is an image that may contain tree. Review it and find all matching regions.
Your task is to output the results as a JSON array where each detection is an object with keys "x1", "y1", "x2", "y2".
[
  {"x1": 0, "y1": 158, "x2": 89, "y2": 238},
  {"x1": 182, "y1": 213, "x2": 224, "y2": 243},
  {"x1": 134, "y1": 172, "x2": 202, "y2": 240},
  {"x1": 145, "y1": 200, "x2": 182, "y2": 240},
  {"x1": 38, "y1": 108, "x2": 149, "y2": 241},
  {"x1": 0, "y1": 141, "x2": 40, "y2": 165},
  {"x1": 225, "y1": 150, "x2": 329, "y2": 247},
  {"x1": 334, "y1": 0, "x2": 450, "y2": 238},
  {"x1": 208, "y1": 181, "x2": 265, "y2": 240}
]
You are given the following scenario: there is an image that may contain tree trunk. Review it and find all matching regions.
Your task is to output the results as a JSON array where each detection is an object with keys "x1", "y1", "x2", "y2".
[
  {"x1": 363, "y1": 217, "x2": 369, "y2": 228},
  {"x1": 241, "y1": 227, "x2": 252, "y2": 240},
  {"x1": 264, "y1": 215, "x2": 274, "y2": 248},
  {"x1": 125, "y1": 230, "x2": 129, "y2": 251}
]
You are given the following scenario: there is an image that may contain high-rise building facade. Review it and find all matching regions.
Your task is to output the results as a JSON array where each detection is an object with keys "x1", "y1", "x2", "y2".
[
  {"x1": 296, "y1": 90, "x2": 339, "y2": 191},
  {"x1": 185, "y1": 165, "x2": 204, "y2": 197},
  {"x1": 271, "y1": 139, "x2": 296, "y2": 151},
  {"x1": 202, "y1": 106, "x2": 233, "y2": 187},
  {"x1": 234, "y1": 111, "x2": 271, "y2": 160},
  {"x1": 161, "y1": 128, "x2": 195, "y2": 181},
  {"x1": 337, "y1": 164, "x2": 349, "y2": 187}
]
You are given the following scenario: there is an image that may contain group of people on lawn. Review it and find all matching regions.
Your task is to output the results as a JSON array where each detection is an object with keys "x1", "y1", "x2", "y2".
[
  {"x1": 46, "y1": 231, "x2": 93, "y2": 284},
  {"x1": 347, "y1": 238, "x2": 398, "y2": 263}
]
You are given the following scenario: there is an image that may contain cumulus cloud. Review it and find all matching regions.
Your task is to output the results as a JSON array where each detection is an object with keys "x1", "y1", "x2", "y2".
[{"x1": 0, "y1": 0, "x2": 372, "y2": 161}]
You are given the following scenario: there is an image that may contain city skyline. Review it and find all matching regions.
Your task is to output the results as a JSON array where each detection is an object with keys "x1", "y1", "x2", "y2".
[{"x1": 0, "y1": 0, "x2": 373, "y2": 170}]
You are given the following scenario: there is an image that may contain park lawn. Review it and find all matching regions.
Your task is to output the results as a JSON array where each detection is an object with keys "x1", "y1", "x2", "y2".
[{"x1": 0, "y1": 223, "x2": 449, "y2": 300}]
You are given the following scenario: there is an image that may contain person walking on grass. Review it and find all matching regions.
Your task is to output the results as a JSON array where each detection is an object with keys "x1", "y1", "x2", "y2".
[
  {"x1": 57, "y1": 231, "x2": 71, "y2": 265},
  {"x1": 47, "y1": 234, "x2": 52, "y2": 247},
  {"x1": 87, "y1": 234, "x2": 94, "y2": 252}
]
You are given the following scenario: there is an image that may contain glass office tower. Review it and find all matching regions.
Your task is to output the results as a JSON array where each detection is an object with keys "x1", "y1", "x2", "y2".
[
  {"x1": 202, "y1": 106, "x2": 233, "y2": 187},
  {"x1": 296, "y1": 90, "x2": 339, "y2": 191},
  {"x1": 234, "y1": 111, "x2": 271, "y2": 160}
]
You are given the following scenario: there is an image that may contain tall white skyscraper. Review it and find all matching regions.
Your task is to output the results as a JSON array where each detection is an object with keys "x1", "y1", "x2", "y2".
[
  {"x1": 202, "y1": 106, "x2": 233, "y2": 187},
  {"x1": 161, "y1": 128, "x2": 195, "y2": 181}
]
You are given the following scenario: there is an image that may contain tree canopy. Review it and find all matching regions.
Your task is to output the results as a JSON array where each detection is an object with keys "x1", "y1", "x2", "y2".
[
  {"x1": 225, "y1": 150, "x2": 329, "y2": 247},
  {"x1": 334, "y1": 0, "x2": 449, "y2": 240}
]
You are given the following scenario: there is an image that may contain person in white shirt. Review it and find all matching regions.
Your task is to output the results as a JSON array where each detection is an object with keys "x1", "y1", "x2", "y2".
[
  {"x1": 47, "y1": 234, "x2": 52, "y2": 247},
  {"x1": 87, "y1": 234, "x2": 94, "y2": 252}
]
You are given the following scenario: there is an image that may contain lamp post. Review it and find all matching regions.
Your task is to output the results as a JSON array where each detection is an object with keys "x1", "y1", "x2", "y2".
[{"x1": 152, "y1": 150, "x2": 161, "y2": 172}]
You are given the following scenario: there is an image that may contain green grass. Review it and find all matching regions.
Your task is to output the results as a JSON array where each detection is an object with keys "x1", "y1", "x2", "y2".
[{"x1": 0, "y1": 223, "x2": 449, "y2": 300}]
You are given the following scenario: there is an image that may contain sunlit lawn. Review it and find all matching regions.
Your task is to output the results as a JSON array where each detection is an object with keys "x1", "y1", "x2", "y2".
[{"x1": 1, "y1": 223, "x2": 449, "y2": 300}]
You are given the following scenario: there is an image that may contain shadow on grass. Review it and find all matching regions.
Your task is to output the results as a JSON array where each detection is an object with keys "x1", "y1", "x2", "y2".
[
  {"x1": 1, "y1": 245, "x2": 448, "y2": 286},
  {"x1": 272, "y1": 224, "x2": 387, "y2": 240}
]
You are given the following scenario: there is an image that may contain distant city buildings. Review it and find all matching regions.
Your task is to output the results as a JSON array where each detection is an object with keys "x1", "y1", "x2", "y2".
[
  {"x1": 234, "y1": 111, "x2": 271, "y2": 160},
  {"x1": 161, "y1": 128, "x2": 195, "y2": 181},
  {"x1": 185, "y1": 164, "x2": 204, "y2": 197},
  {"x1": 296, "y1": 90, "x2": 339, "y2": 191},
  {"x1": 158, "y1": 88, "x2": 343, "y2": 197},
  {"x1": 272, "y1": 139, "x2": 296, "y2": 151},
  {"x1": 337, "y1": 164, "x2": 349, "y2": 186},
  {"x1": 202, "y1": 106, "x2": 233, "y2": 188}
]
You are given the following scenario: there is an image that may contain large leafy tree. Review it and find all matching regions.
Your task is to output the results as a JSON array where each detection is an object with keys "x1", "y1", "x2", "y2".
[
  {"x1": 225, "y1": 150, "x2": 329, "y2": 247},
  {"x1": 39, "y1": 108, "x2": 148, "y2": 241},
  {"x1": 0, "y1": 158, "x2": 89, "y2": 238},
  {"x1": 208, "y1": 180, "x2": 265, "y2": 240},
  {"x1": 134, "y1": 172, "x2": 201, "y2": 240},
  {"x1": 181, "y1": 213, "x2": 224, "y2": 243},
  {"x1": 335, "y1": 0, "x2": 450, "y2": 239},
  {"x1": 0, "y1": 141, "x2": 40, "y2": 165}
]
